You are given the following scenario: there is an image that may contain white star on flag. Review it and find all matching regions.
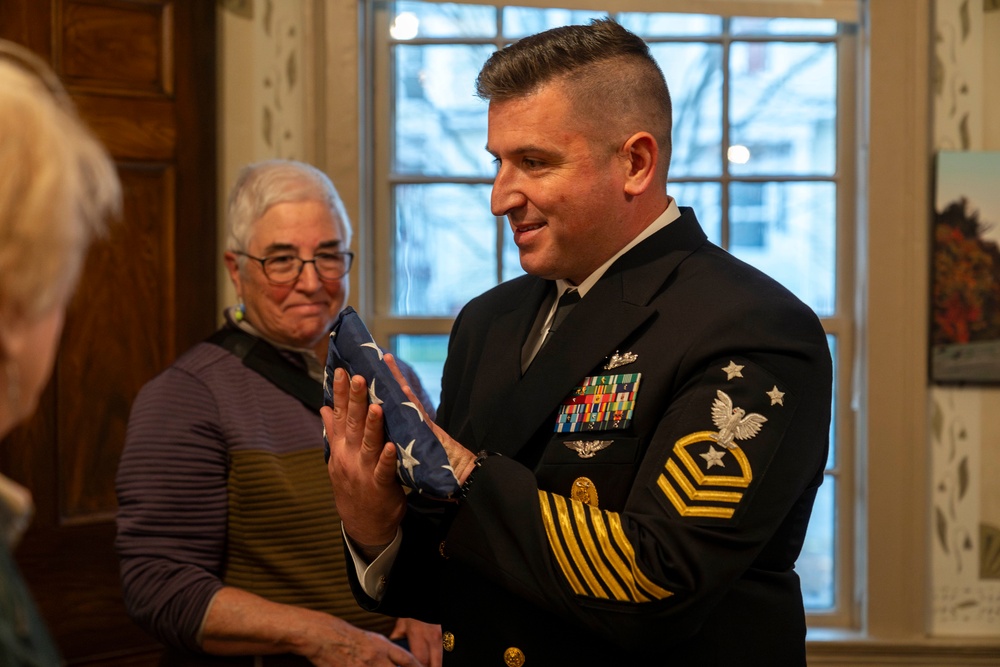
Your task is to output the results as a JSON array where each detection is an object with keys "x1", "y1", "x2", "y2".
[
  {"x1": 361, "y1": 335, "x2": 384, "y2": 360},
  {"x1": 398, "y1": 440, "x2": 421, "y2": 476},
  {"x1": 402, "y1": 401, "x2": 424, "y2": 422},
  {"x1": 368, "y1": 378, "x2": 383, "y2": 406}
]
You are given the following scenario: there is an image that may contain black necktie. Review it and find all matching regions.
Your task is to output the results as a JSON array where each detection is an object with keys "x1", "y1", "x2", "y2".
[{"x1": 540, "y1": 288, "x2": 581, "y2": 351}]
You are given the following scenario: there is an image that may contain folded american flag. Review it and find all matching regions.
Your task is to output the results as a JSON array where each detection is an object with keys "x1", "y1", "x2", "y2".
[{"x1": 323, "y1": 307, "x2": 460, "y2": 498}]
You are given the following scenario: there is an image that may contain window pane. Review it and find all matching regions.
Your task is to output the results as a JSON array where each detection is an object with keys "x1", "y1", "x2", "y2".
[
  {"x1": 731, "y1": 17, "x2": 838, "y2": 36},
  {"x1": 729, "y1": 42, "x2": 836, "y2": 176},
  {"x1": 618, "y1": 12, "x2": 722, "y2": 36},
  {"x1": 667, "y1": 182, "x2": 722, "y2": 244},
  {"x1": 393, "y1": 334, "x2": 449, "y2": 411},
  {"x1": 395, "y1": 44, "x2": 493, "y2": 177},
  {"x1": 728, "y1": 181, "x2": 835, "y2": 316},
  {"x1": 650, "y1": 43, "x2": 723, "y2": 177},
  {"x1": 503, "y1": 7, "x2": 607, "y2": 38},
  {"x1": 800, "y1": 475, "x2": 835, "y2": 610},
  {"x1": 392, "y1": 1, "x2": 496, "y2": 39},
  {"x1": 394, "y1": 184, "x2": 496, "y2": 315}
]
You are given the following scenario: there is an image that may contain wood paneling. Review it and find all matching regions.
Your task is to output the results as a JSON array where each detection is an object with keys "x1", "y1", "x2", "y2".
[
  {"x1": 58, "y1": 166, "x2": 175, "y2": 520},
  {"x1": 57, "y1": 1, "x2": 172, "y2": 95},
  {"x1": 75, "y1": 95, "x2": 177, "y2": 160},
  {"x1": 0, "y1": 0, "x2": 216, "y2": 663}
]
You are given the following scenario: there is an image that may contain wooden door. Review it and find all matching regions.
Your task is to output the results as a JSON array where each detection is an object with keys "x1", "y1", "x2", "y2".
[{"x1": 0, "y1": 1, "x2": 217, "y2": 663}]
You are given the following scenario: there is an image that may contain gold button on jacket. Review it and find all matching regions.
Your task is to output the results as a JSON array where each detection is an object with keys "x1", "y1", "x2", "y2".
[{"x1": 503, "y1": 647, "x2": 525, "y2": 666}]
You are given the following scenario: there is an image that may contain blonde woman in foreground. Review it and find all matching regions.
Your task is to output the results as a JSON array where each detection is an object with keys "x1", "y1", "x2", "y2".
[{"x1": 0, "y1": 40, "x2": 120, "y2": 664}]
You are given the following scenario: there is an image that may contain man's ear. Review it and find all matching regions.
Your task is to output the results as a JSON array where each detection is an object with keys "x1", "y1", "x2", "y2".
[{"x1": 621, "y1": 132, "x2": 659, "y2": 197}]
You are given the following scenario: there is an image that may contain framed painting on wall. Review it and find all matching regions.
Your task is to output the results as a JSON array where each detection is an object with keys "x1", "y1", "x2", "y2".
[{"x1": 931, "y1": 151, "x2": 1000, "y2": 383}]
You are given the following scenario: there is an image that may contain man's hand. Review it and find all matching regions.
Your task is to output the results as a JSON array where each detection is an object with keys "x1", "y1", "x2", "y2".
[
  {"x1": 389, "y1": 618, "x2": 443, "y2": 667},
  {"x1": 323, "y1": 368, "x2": 406, "y2": 550},
  {"x1": 384, "y1": 354, "x2": 478, "y2": 485}
]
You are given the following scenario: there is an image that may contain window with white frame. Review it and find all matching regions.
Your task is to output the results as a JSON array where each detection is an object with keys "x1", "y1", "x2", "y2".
[{"x1": 364, "y1": 0, "x2": 858, "y2": 624}]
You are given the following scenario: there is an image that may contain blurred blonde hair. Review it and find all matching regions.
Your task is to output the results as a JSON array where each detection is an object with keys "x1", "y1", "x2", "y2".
[{"x1": 0, "y1": 41, "x2": 121, "y2": 322}]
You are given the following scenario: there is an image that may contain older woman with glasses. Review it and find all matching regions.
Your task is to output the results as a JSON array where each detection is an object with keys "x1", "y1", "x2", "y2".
[{"x1": 115, "y1": 160, "x2": 440, "y2": 667}]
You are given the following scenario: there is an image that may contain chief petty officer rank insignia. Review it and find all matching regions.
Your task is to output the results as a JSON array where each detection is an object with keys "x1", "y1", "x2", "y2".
[
  {"x1": 555, "y1": 373, "x2": 641, "y2": 432},
  {"x1": 657, "y1": 359, "x2": 788, "y2": 521}
]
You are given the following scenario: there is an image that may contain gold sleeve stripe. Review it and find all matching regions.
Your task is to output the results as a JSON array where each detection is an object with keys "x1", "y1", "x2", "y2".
[
  {"x1": 570, "y1": 498, "x2": 630, "y2": 602},
  {"x1": 587, "y1": 504, "x2": 649, "y2": 602},
  {"x1": 607, "y1": 512, "x2": 673, "y2": 600},
  {"x1": 539, "y1": 491, "x2": 672, "y2": 602},
  {"x1": 657, "y1": 473, "x2": 737, "y2": 519},
  {"x1": 538, "y1": 491, "x2": 589, "y2": 596},
  {"x1": 552, "y1": 494, "x2": 610, "y2": 599},
  {"x1": 665, "y1": 459, "x2": 745, "y2": 503}
]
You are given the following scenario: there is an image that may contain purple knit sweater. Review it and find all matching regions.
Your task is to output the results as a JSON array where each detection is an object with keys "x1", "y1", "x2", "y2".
[{"x1": 115, "y1": 334, "x2": 433, "y2": 653}]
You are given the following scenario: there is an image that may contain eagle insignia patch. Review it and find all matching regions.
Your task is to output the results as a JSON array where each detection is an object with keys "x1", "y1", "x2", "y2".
[
  {"x1": 710, "y1": 390, "x2": 767, "y2": 449},
  {"x1": 564, "y1": 440, "x2": 612, "y2": 459}
]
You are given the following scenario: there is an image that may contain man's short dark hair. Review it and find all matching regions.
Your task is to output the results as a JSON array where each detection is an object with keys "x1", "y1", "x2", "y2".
[{"x1": 476, "y1": 18, "x2": 672, "y2": 169}]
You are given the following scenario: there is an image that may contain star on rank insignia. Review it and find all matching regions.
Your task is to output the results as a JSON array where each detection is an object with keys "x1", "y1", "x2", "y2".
[
  {"x1": 766, "y1": 386, "x2": 785, "y2": 406},
  {"x1": 722, "y1": 360, "x2": 744, "y2": 380},
  {"x1": 700, "y1": 445, "x2": 726, "y2": 469},
  {"x1": 657, "y1": 431, "x2": 754, "y2": 520}
]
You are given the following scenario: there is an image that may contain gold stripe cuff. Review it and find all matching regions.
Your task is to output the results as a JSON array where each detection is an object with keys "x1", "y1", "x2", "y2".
[{"x1": 538, "y1": 491, "x2": 588, "y2": 596}]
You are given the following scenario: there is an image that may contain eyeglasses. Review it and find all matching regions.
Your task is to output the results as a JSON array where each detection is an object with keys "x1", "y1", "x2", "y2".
[{"x1": 236, "y1": 251, "x2": 354, "y2": 284}]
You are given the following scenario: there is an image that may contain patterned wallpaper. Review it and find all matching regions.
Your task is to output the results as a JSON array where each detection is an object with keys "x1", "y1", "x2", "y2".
[
  {"x1": 221, "y1": 0, "x2": 305, "y2": 161},
  {"x1": 929, "y1": 0, "x2": 1000, "y2": 637}
]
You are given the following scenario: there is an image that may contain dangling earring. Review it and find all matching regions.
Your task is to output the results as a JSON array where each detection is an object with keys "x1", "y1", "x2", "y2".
[{"x1": 234, "y1": 299, "x2": 246, "y2": 322}]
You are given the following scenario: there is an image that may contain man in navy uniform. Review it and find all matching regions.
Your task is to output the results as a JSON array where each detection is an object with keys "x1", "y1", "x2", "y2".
[{"x1": 324, "y1": 18, "x2": 832, "y2": 666}]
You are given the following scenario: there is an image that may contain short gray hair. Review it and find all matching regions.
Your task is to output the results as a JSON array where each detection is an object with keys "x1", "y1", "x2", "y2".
[
  {"x1": 226, "y1": 160, "x2": 353, "y2": 257},
  {"x1": 0, "y1": 40, "x2": 121, "y2": 321}
]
